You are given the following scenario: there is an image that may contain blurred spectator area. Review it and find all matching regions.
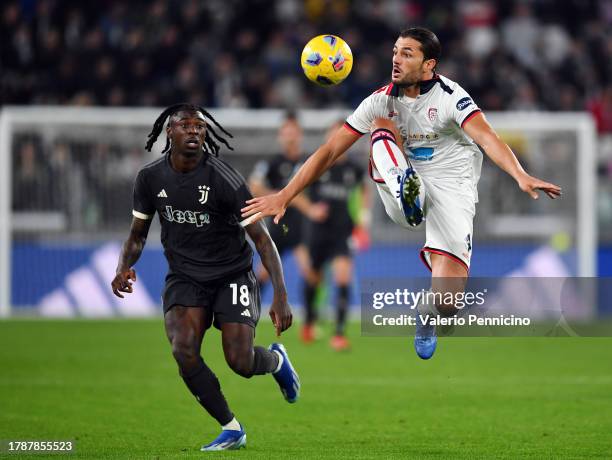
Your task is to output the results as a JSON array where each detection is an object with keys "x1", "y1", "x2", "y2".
[
  {"x1": 1, "y1": 0, "x2": 610, "y2": 114},
  {"x1": 1, "y1": 0, "x2": 611, "y2": 232}
]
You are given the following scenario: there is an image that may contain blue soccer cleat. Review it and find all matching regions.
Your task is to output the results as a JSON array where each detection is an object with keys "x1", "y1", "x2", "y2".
[
  {"x1": 200, "y1": 425, "x2": 246, "y2": 451},
  {"x1": 400, "y1": 168, "x2": 424, "y2": 227},
  {"x1": 269, "y1": 343, "x2": 300, "y2": 403},
  {"x1": 414, "y1": 315, "x2": 437, "y2": 360}
]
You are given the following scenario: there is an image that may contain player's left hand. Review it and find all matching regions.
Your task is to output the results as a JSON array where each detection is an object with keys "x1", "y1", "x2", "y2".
[
  {"x1": 269, "y1": 295, "x2": 292, "y2": 336},
  {"x1": 517, "y1": 173, "x2": 562, "y2": 200}
]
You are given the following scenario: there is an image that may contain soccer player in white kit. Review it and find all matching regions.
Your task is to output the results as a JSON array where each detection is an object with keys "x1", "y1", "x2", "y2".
[{"x1": 241, "y1": 27, "x2": 561, "y2": 359}]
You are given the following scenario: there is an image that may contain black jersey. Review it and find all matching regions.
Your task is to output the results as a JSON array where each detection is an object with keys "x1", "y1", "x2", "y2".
[
  {"x1": 251, "y1": 154, "x2": 304, "y2": 191},
  {"x1": 308, "y1": 160, "x2": 364, "y2": 237},
  {"x1": 250, "y1": 153, "x2": 306, "y2": 244},
  {"x1": 132, "y1": 153, "x2": 253, "y2": 282}
]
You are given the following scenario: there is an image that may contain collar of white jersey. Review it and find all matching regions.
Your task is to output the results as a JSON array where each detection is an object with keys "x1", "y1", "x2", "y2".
[{"x1": 389, "y1": 73, "x2": 453, "y2": 98}]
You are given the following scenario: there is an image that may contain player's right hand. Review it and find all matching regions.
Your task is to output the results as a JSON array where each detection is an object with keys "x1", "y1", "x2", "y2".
[
  {"x1": 111, "y1": 269, "x2": 136, "y2": 298},
  {"x1": 269, "y1": 295, "x2": 292, "y2": 336},
  {"x1": 241, "y1": 192, "x2": 287, "y2": 225}
]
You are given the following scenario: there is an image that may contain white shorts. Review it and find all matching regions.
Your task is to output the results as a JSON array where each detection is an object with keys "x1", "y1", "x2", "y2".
[{"x1": 371, "y1": 163, "x2": 476, "y2": 272}]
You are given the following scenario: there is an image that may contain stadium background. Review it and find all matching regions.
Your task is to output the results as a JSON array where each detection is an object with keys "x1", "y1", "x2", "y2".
[
  {"x1": 1, "y1": 0, "x2": 611, "y2": 317},
  {"x1": 1, "y1": 1, "x2": 612, "y2": 458}
]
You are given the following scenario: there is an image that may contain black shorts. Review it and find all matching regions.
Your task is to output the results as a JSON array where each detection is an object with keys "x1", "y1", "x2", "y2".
[
  {"x1": 308, "y1": 235, "x2": 352, "y2": 271},
  {"x1": 162, "y1": 270, "x2": 261, "y2": 330},
  {"x1": 268, "y1": 212, "x2": 303, "y2": 255}
]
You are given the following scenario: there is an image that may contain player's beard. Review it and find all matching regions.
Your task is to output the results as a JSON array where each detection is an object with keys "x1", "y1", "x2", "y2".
[
  {"x1": 393, "y1": 71, "x2": 422, "y2": 88},
  {"x1": 181, "y1": 148, "x2": 200, "y2": 158},
  {"x1": 392, "y1": 63, "x2": 427, "y2": 88}
]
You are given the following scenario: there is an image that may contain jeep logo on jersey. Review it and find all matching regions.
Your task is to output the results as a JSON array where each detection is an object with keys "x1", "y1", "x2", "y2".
[
  {"x1": 198, "y1": 185, "x2": 210, "y2": 204},
  {"x1": 163, "y1": 206, "x2": 210, "y2": 227},
  {"x1": 456, "y1": 97, "x2": 473, "y2": 111}
]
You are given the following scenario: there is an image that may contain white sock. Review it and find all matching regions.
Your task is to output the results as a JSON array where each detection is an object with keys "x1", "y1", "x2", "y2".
[
  {"x1": 371, "y1": 129, "x2": 409, "y2": 210},
  {"x1": 222, "y1": 417, "x2": 241, "y2": 431},
  {"x1": 272, "y1": 350, "x2": 284, "y2": 373}
]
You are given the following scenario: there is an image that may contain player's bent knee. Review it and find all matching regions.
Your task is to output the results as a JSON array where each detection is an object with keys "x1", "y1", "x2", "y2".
[
  {"x1": 171, "y1": 341, "x2": 200, "y2": 369},
  {"x1": 372, "y1": 117, "x2": 397, "y2": 132},
  {"x1": 372, "y1": 118, "x2": 400, "y2": 142},
  {"x1": 225, "y1": 348, "x2": 255, "y2": 378}
]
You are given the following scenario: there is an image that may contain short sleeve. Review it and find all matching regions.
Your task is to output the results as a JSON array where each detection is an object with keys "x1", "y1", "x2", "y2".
[
  {"x1": 132, "y1": 170, "x2": 155, "y2": 220},
  {"x1": 449, "y1": 85, "x2": 481, "y2": 128},
  {"x1": 217, "y1": 164, "x2": 253, "y2": 218},
  {"x1": 248, "y1": 160, "x2": 269, "y2": 185},
  {"x1": 231, "y1": 182, "x2": 253, "y2": 218},
  {"x1": 345, "y1": 93, "x2": 387, "y2": 135}
]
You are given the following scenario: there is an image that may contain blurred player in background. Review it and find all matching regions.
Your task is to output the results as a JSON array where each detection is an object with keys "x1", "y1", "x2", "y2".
[
  {"x1": 242, "y1": 27, "x2": 561, "y2": 361},
  {"x1": 302, "y1": 121, "x2": 369, "y2": 351},
  {"x1": 111, "y1": 104, "x2": 300, "y2": 451},
  {"x1": 248, "y1": 111, "x2": 326, "y2": 293}
]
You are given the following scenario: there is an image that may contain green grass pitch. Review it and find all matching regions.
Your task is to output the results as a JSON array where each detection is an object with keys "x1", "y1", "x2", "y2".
[{"x1": 1, "y1": 319, "x2": 611, "y2": 459}]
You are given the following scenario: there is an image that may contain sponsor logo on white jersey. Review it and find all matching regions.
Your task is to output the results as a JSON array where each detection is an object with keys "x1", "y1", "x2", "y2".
[{"x1": 456, "y1": 97, "x2": 473, "y2": 111}]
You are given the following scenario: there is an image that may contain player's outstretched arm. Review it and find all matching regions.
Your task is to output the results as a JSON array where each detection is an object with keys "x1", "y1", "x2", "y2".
[
  {"x1": 241, "y1": 126, "x2": 360, "y2": 224},
  {"x1": 246, "y1": 221, "x2": 291, "y2": 335},
  {"x1": 111, "y1": 217, "x2": 152, "y2": 298},
  {"x1": 463, "y1": 113, "x2": 562, "y2": 200}
]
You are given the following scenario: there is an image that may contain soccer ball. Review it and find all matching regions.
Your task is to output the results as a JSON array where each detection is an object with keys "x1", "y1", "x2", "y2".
[{"x1": 300, "y1": 35, "x2": 353, "y2": 86}]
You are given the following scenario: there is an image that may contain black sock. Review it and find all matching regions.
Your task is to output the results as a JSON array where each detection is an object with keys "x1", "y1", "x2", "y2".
[
  {"x1": 180, "y1": 358, "x2": 234, "y2": 425},
  {"x1": 336, "y1": 285, "x2": 350, "y2": 336},
  {"x1": 252, "y1": 346, "x2": 280, "y2": 375},
  {"x1": 304, "y1": 283, "x2": 317, "y2": 324}
]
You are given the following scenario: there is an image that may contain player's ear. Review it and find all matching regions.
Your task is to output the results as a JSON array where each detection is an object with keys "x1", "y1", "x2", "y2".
[{"x1": 423, "y1": 58, "x2": 436, "y2": 72}]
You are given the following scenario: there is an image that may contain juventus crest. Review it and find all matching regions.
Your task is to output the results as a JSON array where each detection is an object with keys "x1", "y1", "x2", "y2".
[{"x1": 198, "y1": 185, "x2": 210, "y2": 204}]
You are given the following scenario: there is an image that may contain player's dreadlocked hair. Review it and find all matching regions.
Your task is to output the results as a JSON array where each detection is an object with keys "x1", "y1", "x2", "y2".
[{"x1": 145, "y1": 103, "x2": 233, "y2": 156}]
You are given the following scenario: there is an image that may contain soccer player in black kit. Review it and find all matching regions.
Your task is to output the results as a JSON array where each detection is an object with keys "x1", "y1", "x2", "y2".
[
  {"x1": 111, "y1": 104, "x2": 300, "y2": 451},
  {"x1": 304, "y1": 123, "x2": 367, "y2": 351},
  {"x1": 249, "y1": 112, "x2": 327, "y2": 342}
]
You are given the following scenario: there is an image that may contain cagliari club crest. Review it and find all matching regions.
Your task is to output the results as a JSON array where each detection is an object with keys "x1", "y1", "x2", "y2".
[
  {"x1": 428, "y1": 107, "x2": 438, "y2": 122},
  {"x1": 198, "y1": 185, "x2": 210, "y2": 204}
]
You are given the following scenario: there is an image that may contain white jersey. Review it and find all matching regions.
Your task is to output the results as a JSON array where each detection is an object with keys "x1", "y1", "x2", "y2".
[{"x1": 345, "y1": 74, "x2": 483, "y2": 194}]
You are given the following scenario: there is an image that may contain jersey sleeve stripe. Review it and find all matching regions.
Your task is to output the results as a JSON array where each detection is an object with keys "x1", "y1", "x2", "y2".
[
  {"x1": 343, "y1": 121, "x2": 365, "y2": 136},
  {"x1": 460, "y1": 109, "x2": 481, "y2": 128},
  {"x1": 209, "y1": 156, "x2": 241, "y2": 186},
  {"x1": 132, "y1": 210, "x2": 153, "y2": 220},
  {"x1": 209, "y1": 157, "x2": 242, "y2": 190},
  {"x1": 218, "y1": 159, "x2": 245, "y2": 188},
  {"x1": 239, "y1": 211, "x2": 262, "y2": 227}
]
